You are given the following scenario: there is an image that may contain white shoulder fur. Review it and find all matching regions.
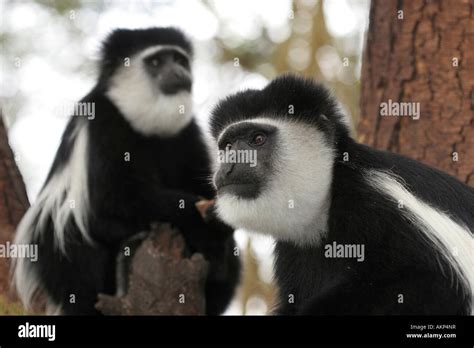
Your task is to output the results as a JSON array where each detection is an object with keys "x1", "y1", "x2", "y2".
[
  {"x1": 13, "y1": 122, "x2": 90, "y2": 310},
  {"x1": 367, "y1": 169, "x2": 473, "y2": 313}
]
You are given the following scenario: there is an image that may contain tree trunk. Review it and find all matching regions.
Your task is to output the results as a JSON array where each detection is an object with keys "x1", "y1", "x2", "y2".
[
  {"x1": 0, "y1": 116, "x2": 29, "y2": 301},
  {"x1": 358, "y1": 0, "x2": 473, "y2": 186}
]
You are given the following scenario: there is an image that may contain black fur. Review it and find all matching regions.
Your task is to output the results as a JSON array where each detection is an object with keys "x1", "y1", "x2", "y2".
[
  {"x1": 19, "y1": 28, "x2": 239, "y2": 315},
  {"x1": 210, "y1": 74, "x2": 346, "y2": 143},
  {"x1": 210, "y1": 74, "x2": 473, "y2": 315}
]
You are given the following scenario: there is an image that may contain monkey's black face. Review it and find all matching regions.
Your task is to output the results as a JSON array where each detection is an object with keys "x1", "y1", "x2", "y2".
[
  {"x1": 143, "y1": 48, "x2": 192, "y2": 95},
  {"x1": 214, "y1": 122, "x2": 278, "y2": 199},
  {"x1": 106, "y1": 44, "x2": 194, "y2": 137}
]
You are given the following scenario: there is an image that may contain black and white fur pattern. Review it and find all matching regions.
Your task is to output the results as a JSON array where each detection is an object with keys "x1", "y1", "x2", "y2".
[
  {"x1": 107, "y1": 44, "x2": 193, "y2": 136},
  {"x1": 12, "y1": 27, "x2": 240, "y2": 315},
  {"x1": 210, "y1": 74, "x2": 473, "y2": 315},
  {"x1": 216, "y1": 118, "x2": 334, "y2": 246}
]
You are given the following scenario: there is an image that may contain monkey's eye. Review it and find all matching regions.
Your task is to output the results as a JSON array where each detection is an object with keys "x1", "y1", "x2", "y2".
[
  {"x1": 174, "y1": 53, "x2": 188, "y2": 67},
  {"x1": 250, "y1": 133, "x2": 266, "y2": 146},
  {"x1": 225, "y1": 143, "x2": 232, "y2": 151},
  {"x1": 150, "y1": 58, "x2": 161, "y2": 67}
]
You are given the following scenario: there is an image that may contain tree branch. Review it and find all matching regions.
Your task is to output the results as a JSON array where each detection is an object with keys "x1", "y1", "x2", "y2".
[{"x1": 96, "y1": 224, "x2": 209, "y2": 315}]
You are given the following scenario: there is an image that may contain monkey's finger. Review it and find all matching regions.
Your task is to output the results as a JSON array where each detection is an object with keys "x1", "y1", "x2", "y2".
[{"x1": 195, "y1": 199, "x2": 215, "y2": 219}]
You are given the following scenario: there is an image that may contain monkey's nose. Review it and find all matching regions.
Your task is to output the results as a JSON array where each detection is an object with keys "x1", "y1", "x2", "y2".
[
  {"x1": 160, "y1": 73, "x2": 192, "y2": 95},
  {"x1": 214, "y1": 163, "x2": 235, "y2": 190}
]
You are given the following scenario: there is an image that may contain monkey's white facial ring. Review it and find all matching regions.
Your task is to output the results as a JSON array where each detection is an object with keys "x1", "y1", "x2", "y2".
[
  {"x1": 214, "y1": 118, "x2": 335, "y2": 245},
  {"x1": 106, "y1": 47, "x2": 194, "y2": 137}
]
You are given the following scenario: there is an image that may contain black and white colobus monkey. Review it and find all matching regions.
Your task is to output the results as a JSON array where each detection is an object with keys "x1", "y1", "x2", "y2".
[
  {"x1": 210, "y1": 74, "x2": 473, "y2": 315},
  {"x1": 13, "y1": 27, "x2": 240, "y2": 315}
]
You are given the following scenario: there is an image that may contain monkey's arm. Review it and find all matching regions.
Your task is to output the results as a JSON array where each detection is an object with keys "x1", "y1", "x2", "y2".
[
  {"x1": 91, "y1": 188, "x2": 204, "y2": 244},
  {"x1": 146, "y1": 188, "x2": 204, "y2": 228}
]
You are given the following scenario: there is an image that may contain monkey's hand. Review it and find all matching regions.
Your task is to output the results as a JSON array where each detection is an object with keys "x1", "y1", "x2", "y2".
[{"x1": 195, "y1": 199, "x2": 215, "y2": 221}]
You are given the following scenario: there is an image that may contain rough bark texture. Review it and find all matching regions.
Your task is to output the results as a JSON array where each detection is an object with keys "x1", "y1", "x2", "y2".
[
  {"x1": 358, "y1": 0, "x2": 474, "y2": 185},
  {"x1": 96, "y1": 224, "x2": 209, "y2": 315},
  {"x1": 0, "y1": 116, "x2": 29, "y2": 299}
]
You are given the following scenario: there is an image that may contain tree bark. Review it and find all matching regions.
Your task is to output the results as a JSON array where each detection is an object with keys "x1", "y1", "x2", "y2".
[
  {"x1": 0, "y1": 115, "x2": 29, "y2": 300},
  {"x1": 358, "y1": 0, "x2": 473, "y2": 185},
  {"x1": 96, "y1": 224, "x2": 208, "y2": 315}
]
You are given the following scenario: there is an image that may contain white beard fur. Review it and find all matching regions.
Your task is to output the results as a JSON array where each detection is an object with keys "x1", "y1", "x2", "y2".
[
  {"x1": 106, "y1": 45, "x2": 193, "y2": 137},
  {"x1": 215, "y1": 118, "x2": 334, "y2": 246}
]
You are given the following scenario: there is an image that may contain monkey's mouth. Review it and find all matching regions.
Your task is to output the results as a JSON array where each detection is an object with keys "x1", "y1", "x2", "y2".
[
  {"x1": 160, "y1": 76, "x2": 192, "y2": 95},
  {"x1": 217, "y1": 182, "x2": 258, "y2": 199}
]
